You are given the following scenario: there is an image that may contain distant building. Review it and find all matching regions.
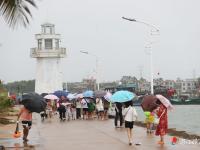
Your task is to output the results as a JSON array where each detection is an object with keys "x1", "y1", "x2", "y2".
[
  {"x1": 181, "y1": 79, "x2": 197, "y2": 93},
  {"x1": 137, "y1": 78, "x2": 150, "y2": 93},
  {"x1": 154, "y1": 78, "x2": 164, "y2": 86},
  {"x1": 163, "y1": 80, "x2": 176, "y2": 89},
  {"x1": 67, "y1": 78, "x2": 96, "y2": 93}
]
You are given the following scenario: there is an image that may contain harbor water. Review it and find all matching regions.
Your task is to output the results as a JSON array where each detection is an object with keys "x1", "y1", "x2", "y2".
[{"x1": 135, "y1": 105, "x2": 200, "y2": 135}]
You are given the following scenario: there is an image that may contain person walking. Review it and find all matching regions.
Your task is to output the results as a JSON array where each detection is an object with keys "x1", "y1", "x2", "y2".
[
  {"x1": 17, "y1": 106, "x2": 32, "y2": 142},
  {"x1": 57, "y1": 96, "x2": 67, "y2": 121},
  {"x1": 144, "y1": 111, "x2": 155, "y2": 134},
  {"x1": 155, "y1": 100, "x2": 168, "y2": 145},
  {"x1": 114, "y1": 102, "x2": 123, "y2": 127},
  {"x1": 103, "y1": 98, "x2": 110, "y2": 120},
  {"x1": 123, "y1": 101, "x2": 138, "y2": 145},
  {"x1": 96, "y1": 98, "x2": 104, "y2": 120},
  {"x1": 81, "y1": 98, "x2": 89, "y2": 120},
  {"x1": 76, "y1": 98, "x2": 82, "y2": 119}
]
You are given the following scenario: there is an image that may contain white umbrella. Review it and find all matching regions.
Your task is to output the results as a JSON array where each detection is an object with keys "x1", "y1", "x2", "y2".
[
  {"x1": 104, "y1": 92, "x2": 112, "y2": 101},
  {"x1": 67, "y1": 93, "x2": 77, "y2": 101},
  {"x1": 44, "y1": 94, "x2": 59, "y2": 100},
  {"x1": 75, "y1": 93, "x2": 83, "y2": 99}
]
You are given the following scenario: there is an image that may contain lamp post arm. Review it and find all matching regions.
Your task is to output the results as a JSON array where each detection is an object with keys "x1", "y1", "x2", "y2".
[
  {"x1": 136, "y1": 20, "x2": 159, "y2": 32},
  {"x1": 122, "y1": 16, "x2": 159, "y2": 32},
  {"x1": 80, "y1": 50, "x2": 89, "y2": 54}
]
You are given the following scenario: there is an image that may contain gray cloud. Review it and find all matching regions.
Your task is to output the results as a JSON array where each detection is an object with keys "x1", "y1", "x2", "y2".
[{"x1": 0, "y1": 0, "x2": 200, "y2": 83}]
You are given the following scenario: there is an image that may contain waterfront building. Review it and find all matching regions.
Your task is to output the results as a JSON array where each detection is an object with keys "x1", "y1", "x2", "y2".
[
  {"x1": 181, "y1": 79, "x2": 197, "y2": 94},
  {"x1": 163, "y1": 80, "x2": 176, "y2": 89},
  {"x1": 30, "y1": 23, "x2": 66, "y2": 94}
]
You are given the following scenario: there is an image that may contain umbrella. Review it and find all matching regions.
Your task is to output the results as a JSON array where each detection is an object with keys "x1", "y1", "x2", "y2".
[
  {"x1": 62, "y1": 102, "x2": 72, "y2": 106},
  {"x1": 141, "y1": 95, "x2": 159, "y2": 112},
  {"x1": 104, "y1": 92, "x2": 112, "y2": 101},
  {"x1": 41, "y1": 93, "x2": 48, "y2": 97},
  {"x1": 110, "y1": 90, "x2": 135, "y2": 103},
  {"x1": 83, "y1": 90, "x2": 94, "y2": 98},
  {"x1": 67, "y1": 93, "x2": 77, "y2": 101},
  {"x1": 75, "y1": 93, "x2": 83, "y2": 99},
  {"x1": 156, "y1": 94, "x2": 174, "y2": 110},
  {"x1": 21, "y1": 92, "x2": 47, "y2": 113},
  {"x1": 94, "y1": 90, "x2": 107, "y2": 98},
  {"x1": 44, "y1": 94, "x2": 59, "y2": 100},
  {"x1": 53, "y1": 90, "x2": 69, "y2": 98}
]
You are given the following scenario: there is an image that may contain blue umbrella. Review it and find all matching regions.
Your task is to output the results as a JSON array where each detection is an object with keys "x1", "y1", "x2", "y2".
[
  {"x1": 111, "y1": 90, "x2": 135, "y2": 103},
  {"x1": 83, "y1": 90, "x2": 94, "y2": 98},
  {"x1": 53, "y1": 90, "x2": 69, "y2": 98}
]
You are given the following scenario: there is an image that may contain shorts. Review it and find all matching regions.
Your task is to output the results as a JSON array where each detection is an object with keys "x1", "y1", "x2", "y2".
[
  {"x1": 104, "y1": 107, "x2": 109, "y2": 111},
  {"x1": 22, "y1": 121, "x2": 32, "y2": 128},
  {"x1": 125, "y1": 121, "x2": 134, "y2": 129},
  {"x1": 97, "y1": 108, "x2": 104, "y2": 112},
  {"x1": 83, "y1": 108, "x2": 88, "y2": 112}
]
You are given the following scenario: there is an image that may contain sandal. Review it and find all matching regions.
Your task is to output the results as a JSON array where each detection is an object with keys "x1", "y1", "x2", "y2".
[{"x1": 157, "y1": 141, "x2": 164, "y2": 145}]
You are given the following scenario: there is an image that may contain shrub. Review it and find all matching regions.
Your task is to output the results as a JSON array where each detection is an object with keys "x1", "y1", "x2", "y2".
[{"x1": 0, "y1": 96, "x2": 13, "y2": 111}]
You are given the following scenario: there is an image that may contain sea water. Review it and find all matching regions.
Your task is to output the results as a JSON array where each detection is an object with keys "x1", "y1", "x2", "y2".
[{"x1": 135, "y1": 105, "x2": 200, "y2": 135}]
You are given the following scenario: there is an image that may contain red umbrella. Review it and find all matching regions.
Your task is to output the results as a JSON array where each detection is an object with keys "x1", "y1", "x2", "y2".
[{"x1": 141, "y1": 95, "x2": 159, "y2": 112}]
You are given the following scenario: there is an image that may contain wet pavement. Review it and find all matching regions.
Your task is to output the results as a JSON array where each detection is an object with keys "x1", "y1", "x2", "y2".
[{"x1": 1, "y1": 114, "x2": 200, "y2": 150}]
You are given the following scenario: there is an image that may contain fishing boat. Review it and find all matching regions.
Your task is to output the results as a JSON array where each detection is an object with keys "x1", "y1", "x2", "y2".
[{"x1": 170, "y1": 96, "x2": 200, "y2": 105}]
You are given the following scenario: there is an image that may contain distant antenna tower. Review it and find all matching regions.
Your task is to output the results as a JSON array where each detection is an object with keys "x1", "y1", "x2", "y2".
[
  {"x1": 138, "y1": 66, "x2": 143, "y2": 79},
  {"x1": 193, "y1": 69, "x2": 196, "y2": 79}
]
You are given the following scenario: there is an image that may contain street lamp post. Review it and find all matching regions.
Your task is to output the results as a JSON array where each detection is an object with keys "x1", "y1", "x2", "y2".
[
  {"x1": 80, "y1": 50, "x2": 100, "y2": 90},
  {"x1": 122, "y1": 16, "x2": 160, "y2": 95}
]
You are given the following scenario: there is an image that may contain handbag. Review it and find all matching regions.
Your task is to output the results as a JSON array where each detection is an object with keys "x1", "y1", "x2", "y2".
[
  {"x1": 154, "y1": 110, "x2": 165, "y2": 124},
  {"x1": 154, "y1": 117, "x2": 160, "y2": 124}
]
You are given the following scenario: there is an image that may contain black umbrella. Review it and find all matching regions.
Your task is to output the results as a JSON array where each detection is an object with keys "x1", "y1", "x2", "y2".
[
  {"x1": 40, "y1": 93, "x2": 48, "y2": 97},
  {"x1": 141, "y1": 95, "x2": 159, "y2": 112},
  {"x1": 22, "y1": 92, "x2": 47, "y2": 113}
]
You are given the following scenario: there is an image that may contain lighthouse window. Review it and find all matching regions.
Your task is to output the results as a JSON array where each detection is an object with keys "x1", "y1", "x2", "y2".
[
  {"x1": 45, "y1": 27, "x2": 52, "y2": 34},
  {"x1": 45, "y1": 39, "x2": 52, "y2": 49},
  {"x1": 38, "y1": 39, "x2": 42, "y2": 49},
  {"x1": 55, "y1": 39, "x2": 59, "y2": 49}
]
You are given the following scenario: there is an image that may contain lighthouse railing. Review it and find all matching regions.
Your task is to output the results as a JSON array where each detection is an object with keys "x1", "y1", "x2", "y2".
[{"x1": 30, "y1": 48, "x2": 66, "y2": 58}]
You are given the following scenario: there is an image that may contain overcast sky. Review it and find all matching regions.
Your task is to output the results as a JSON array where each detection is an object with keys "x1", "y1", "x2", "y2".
[{"x1": 0, "y1": 0, "x2": 200, "y2": 83}]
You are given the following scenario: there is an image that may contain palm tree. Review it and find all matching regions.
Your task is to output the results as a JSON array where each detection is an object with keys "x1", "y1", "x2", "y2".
[{"x1": 0, "y1": 0, "x2": 37, "y2": 28}]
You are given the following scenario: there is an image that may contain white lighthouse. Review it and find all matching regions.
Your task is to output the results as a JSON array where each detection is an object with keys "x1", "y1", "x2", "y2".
[{"x1": 30, "y1": 23, "x2": 66, "y2": 94}]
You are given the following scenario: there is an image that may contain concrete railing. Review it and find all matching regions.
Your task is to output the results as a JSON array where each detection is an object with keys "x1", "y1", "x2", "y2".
[{"x1": 30, "y1": 48, "x2": 66, "y2": 58}]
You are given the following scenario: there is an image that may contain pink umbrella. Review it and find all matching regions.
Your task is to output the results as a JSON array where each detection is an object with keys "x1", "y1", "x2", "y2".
[
  {"x1": 104, "y1": 92, "x2": 112, "y2": 101},
  {"x1": 156, "y1": 94, "x2": 174, "y2": 110},
  {"x1": 44, "y1": 94, "x2": 59, "y2": 100}
]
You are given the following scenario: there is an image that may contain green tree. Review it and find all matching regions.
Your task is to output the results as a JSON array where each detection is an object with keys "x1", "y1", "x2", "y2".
[{"x1": 0, "y1": 0, "x2": 37, "y2": 28}]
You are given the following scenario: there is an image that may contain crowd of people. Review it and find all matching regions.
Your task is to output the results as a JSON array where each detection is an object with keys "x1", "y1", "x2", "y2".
[
  {"x1": 16, "y1": 93, "x2": 171, "y2": 146},
  {"x1": 40, "y1": 95, "x2": 111, "y2": 122}
]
